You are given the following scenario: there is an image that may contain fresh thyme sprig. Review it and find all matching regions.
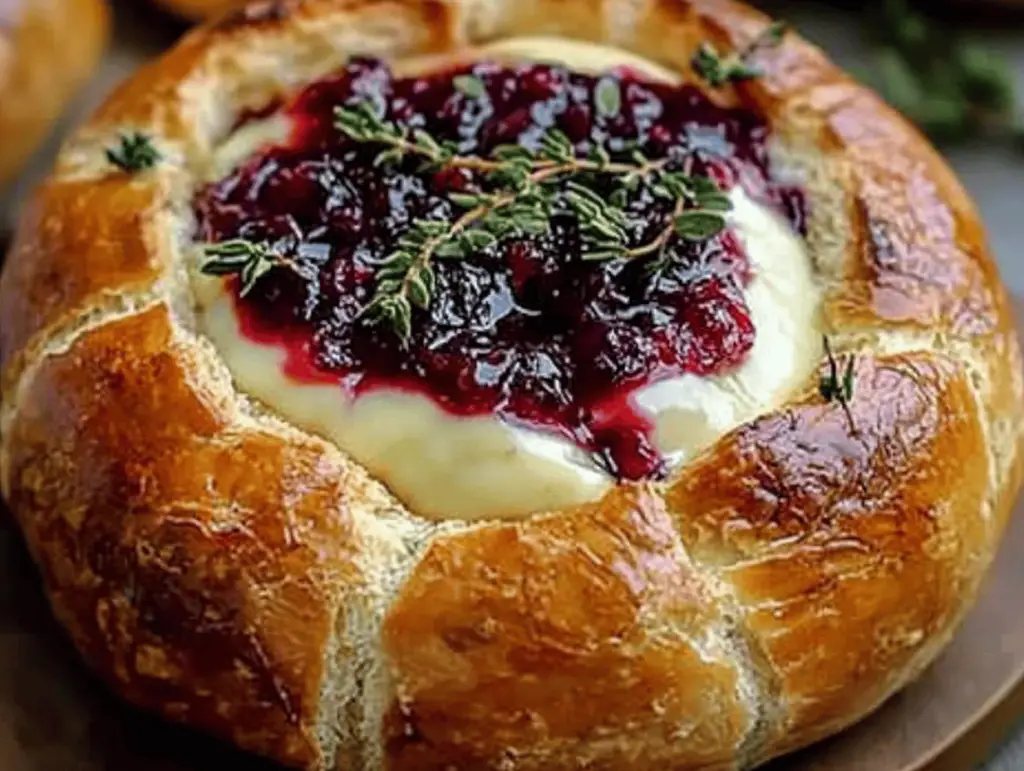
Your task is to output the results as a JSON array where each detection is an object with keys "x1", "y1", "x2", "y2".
[
  {"x1": 200, "y1": 239, "x2": 298, "y2": 297},
  {"x1": 106, "y1": 132, "x2": 162, "y2": 172},
  {"x1": 335, "y1": 102, "x2": 459, "y2": 170},
  {"x1": 820, "y1": 335, "x2": 858, "y2": 434},
  {"x1": 334, "y1": 101, "x2": 732, "y2": 342},
  {"x1": 692, "y1": 20, "x2": 788, "y2": 88}
]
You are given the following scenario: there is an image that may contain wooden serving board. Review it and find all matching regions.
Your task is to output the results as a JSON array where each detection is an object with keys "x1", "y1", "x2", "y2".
[{"x1": 0, "y1": 305, "x2": 1022, "y2": 771}]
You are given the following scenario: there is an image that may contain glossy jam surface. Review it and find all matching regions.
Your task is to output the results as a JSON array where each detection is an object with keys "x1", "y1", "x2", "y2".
[{"x1": 194, "y1": 58, "x2": 805, "y2": 479}]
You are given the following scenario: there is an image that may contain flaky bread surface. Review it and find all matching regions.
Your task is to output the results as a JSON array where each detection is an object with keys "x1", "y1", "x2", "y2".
[{"x1": 1, "y1": 0, "x2": 1023, "y2": 769}]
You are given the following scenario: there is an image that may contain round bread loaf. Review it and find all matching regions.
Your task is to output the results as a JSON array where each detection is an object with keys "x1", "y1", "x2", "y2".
[
  {"x1": 0, "y1": 0, "x2": 108, "y2": 188},
  {"x1": 1, "y1": 0, "x2": 1022, "y2": 769}
]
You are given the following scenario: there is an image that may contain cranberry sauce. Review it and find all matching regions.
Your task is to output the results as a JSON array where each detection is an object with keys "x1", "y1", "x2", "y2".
[{"x1": 194, "y1": 58, "x2": 805, "y2": 480}]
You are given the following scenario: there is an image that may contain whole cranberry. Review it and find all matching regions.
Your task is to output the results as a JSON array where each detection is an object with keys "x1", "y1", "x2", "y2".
[
  {"x1": 506, "y1": 240, "x2": 541, "y2": 294},
  {"x1": 647, "y1": 124, "x2": 675, "y2": 152},
  {"x1": 327, "y1": 204, "x2": 364, "y2": 238},
  {"x1": 675, "y1": 277, "x2": 754, "y2": 375},
  {"x1": 431, "y1": 167, "x2": 472, "y2": 194},
  {"x1": 489, "y1": 108, "x2": 532, "y2": 143},
  {"x1": 561, "y1": 105, "x2": 592, "y2": 142},
  {"x1": 521, "y1": 65, "x2": 561, "y2": 100},
  {"x1": 261, "y1": 164, "x2": 322, "y2": 209},
  {"x1": 576, "y1": 323, "x2": 655, "y2": 385}
]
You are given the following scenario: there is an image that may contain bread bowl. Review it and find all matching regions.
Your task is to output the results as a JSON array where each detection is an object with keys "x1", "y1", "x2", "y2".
[
  {"x1": 0, "y1": 0, "x2": 109, "y2": 188},
  {"x1": 1, "y1": 0, "x2": 1023, "y2": 768}
]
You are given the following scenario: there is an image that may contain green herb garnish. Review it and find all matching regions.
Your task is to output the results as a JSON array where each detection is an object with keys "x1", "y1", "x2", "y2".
[
  {"x1": 692, "y1": 20, "x2": 788, "y2": 88},
  {"x1": 820, "y1": 335, "x2": 858, "y2": 433},
  {"x1": 200, "y1": 239, "x2": 296, "y2": 297},
  {"x1": 453, "y1": 74, "x2": 486, "y2": 99},
  {"x1": 334, "y1": 100, "x2": 732, "y2": 343},
  {"x1": 594, "y1": 77, "x2": 622, "y2": 117},
  {"x1": 106, "y1": 132, "x2": 161, "y2": 172}
]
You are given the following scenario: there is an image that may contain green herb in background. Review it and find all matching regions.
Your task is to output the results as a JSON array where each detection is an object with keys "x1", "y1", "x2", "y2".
[{"x1": 861, "y1": 0, "x2": 1022, "y2": 146}]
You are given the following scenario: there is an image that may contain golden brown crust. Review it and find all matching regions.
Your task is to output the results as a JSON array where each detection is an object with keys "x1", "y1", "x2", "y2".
[
  {"x1": 0, "y1": 176, "x2": 169, "y2": 389},
  {"x1": 0, "y1": 0, "x2": 1021, "y2": 769},
  {"x1": 668, "y1": 352, "x2": 995, "y2": 759},
  {"x1": 2, "y1": 305, "x2": 366, "y2": 767},
  {"x1": 0, "y1": 301, "x2": 423, "y2": 768},
  {"x1": 0, "y1": 0, "x2": 109, "y2": 188},
  {"x1": 384, "y1": 486, "x2": 754, "y2": 771}
]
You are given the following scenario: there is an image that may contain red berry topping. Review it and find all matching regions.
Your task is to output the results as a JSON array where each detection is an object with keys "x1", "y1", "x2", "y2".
[{"x1": 194, "y1": 59, "x2": 805, "y2": 480}]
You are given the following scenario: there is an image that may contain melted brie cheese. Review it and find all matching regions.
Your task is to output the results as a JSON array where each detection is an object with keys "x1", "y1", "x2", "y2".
[
  {"x1": 478, "y1": 37, "x2": 681, "y2": 83},
  {"x1": 192, "y1": 40, "x2": 822, "y2": 521}
]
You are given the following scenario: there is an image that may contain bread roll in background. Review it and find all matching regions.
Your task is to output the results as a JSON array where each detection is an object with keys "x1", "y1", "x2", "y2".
[{"x1": 0, "y1": 0, "x2": 109, "y2": 189}]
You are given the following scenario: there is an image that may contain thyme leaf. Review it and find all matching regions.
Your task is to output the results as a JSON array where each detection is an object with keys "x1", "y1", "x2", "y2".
[
  {"x1": 334, "y1": 101, "x2": 732, "y2": 343},
  {"x1": 692, "y1": 20, "x2": 788, "y2": 88},
  {"x1": 674, "y1": 209, "x2": 729, "y2": 240},
  {"x1": 595, "y1": 77, "x2": 622, "y2": 118},
  {"x1": 453, "y1": 74, "x2": 486, "y2": 99},
  {"x1": 200, "y1": 239, "x2": 297, "y2": 297},
  {"x1": 106, "y1": 132, "x2": 162, "y2": 172},
  {"x1": 820, "y1": 335, "x2": 858, "y2": 434}
]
